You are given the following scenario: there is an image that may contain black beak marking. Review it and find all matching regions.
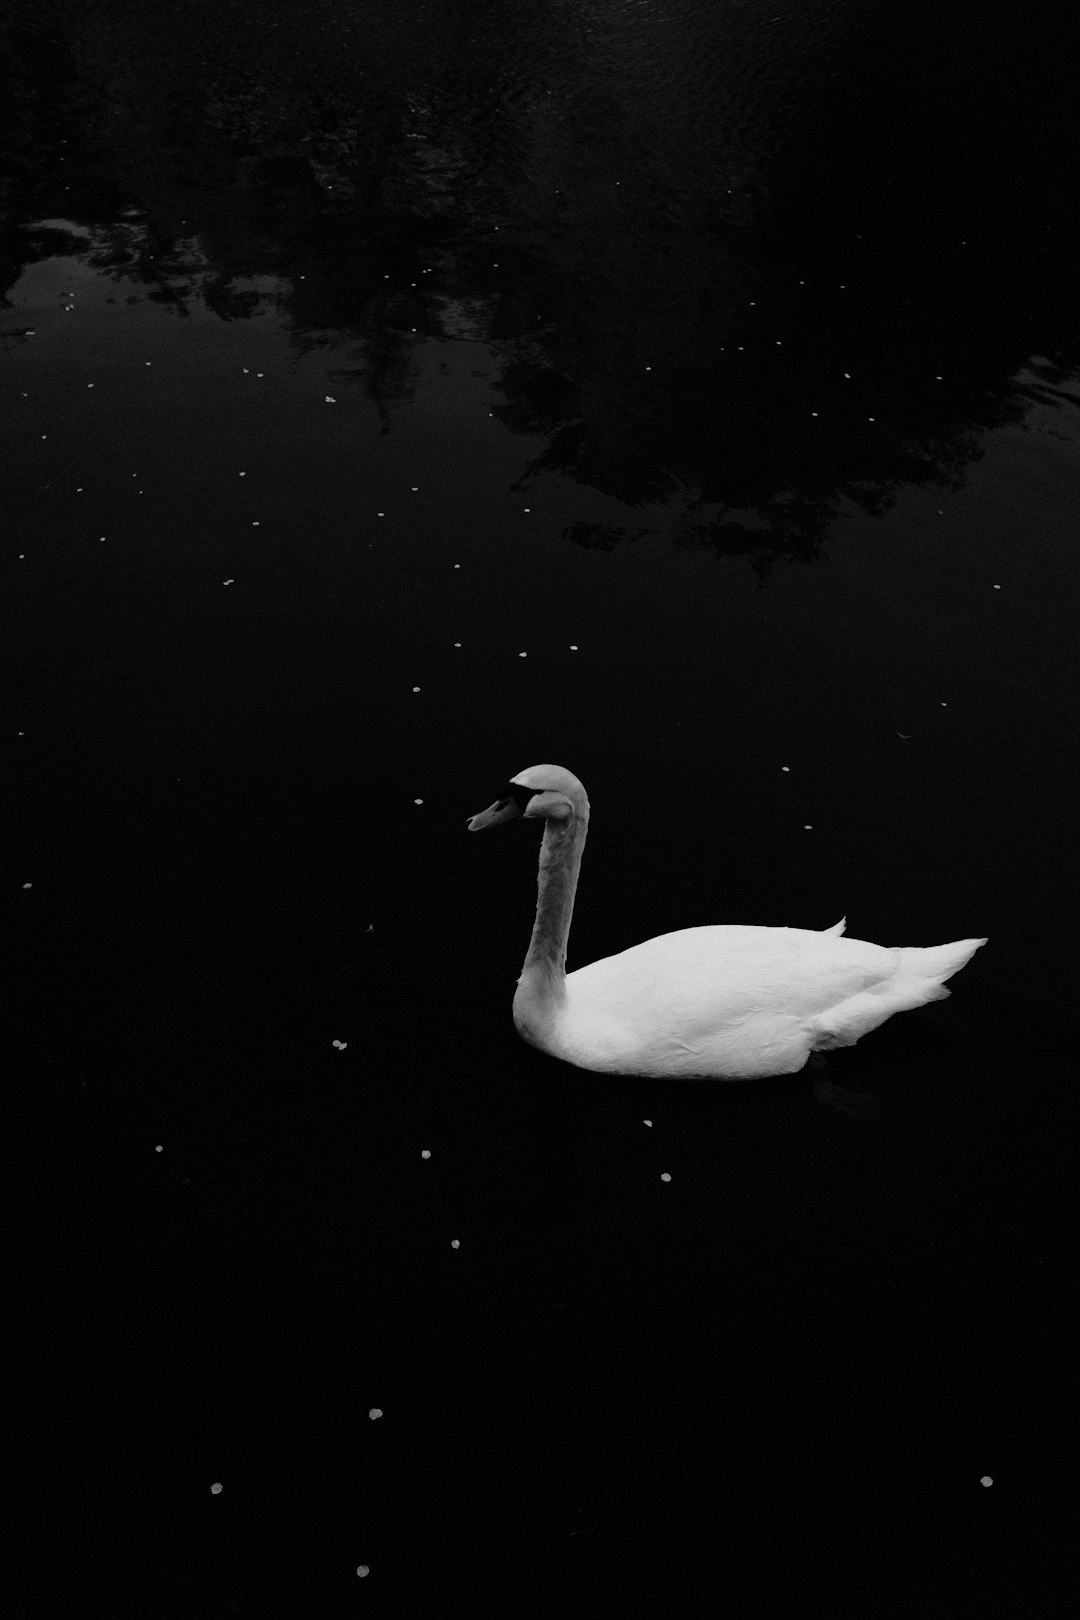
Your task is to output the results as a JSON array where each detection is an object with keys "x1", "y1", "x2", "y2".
[{"x1": 503, "y1": 782, "x2": 543, "y2": 812}]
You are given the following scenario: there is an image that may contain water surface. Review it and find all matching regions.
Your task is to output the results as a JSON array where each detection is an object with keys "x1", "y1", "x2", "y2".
[{"x1": 5, "y1": 1, "x2": 1075, "y2": 1612}]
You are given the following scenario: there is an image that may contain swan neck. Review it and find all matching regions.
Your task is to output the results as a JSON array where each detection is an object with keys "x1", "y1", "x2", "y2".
[{"x1": 516, "y1": 808, "x2": 588, "y2": 1025}]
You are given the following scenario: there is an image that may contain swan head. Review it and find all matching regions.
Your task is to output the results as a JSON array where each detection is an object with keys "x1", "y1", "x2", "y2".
[{"x1": 467, "y1": 764, "x2": 589, "y2": 831}]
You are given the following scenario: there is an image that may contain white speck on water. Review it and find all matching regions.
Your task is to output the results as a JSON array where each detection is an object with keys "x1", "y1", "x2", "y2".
[
  {"x1": 155, "y1": 1144, "x2": 163, "y2": 1153},
  {"x1": 941, "y1": 702, "x2": 948, "y2": 707},
  {"x1": 368, "y1": 1408, "x2": 383, "y2": 1421},
  {"x1": 332, "y1": 1039, "x2": 347, "y2": 1050},
  {"x1": 377, "y1": 511, "x2": 385, "y2": 517},
  {"x1": 980, "y1": 1476, "x2": 993, "y2": 1487},
  {"x1": 519, "y1": 651, "x2": 527, "y2": 658},
  {"x1": 804, "y1": 824, "x2": 813, "y2": 830},
  {"x1": 811, "y1": 411, "x2": 818, "y2": 416},
  {"x1": 99, "y1": 536, "x2": 105, "y2": 542},
  {"x1": 325, "y1": 395, "x2": 336, "y2": 403},
  {"x1": 23, "y1": 882, "x2": 32, "y2": 889},
  {"x1": 356, "y1": 1565, "x2": 371, "y2": 1578},
  {"x1": 453, "y1": 563, "x2": 460, "y2": 568},
  {"x1": 523, "y1": 507, "x2": 531, "y2": 512},
  {"x1": 87, "y1": 383, "x2": 94, "y2": 388},
  {"x1": 643, "y1": 1119, "x2": 653, "y2": 1127},
  {"x1": 251, "y1": 521, "x2": 260, "y2": 526},
  {"x1": 993, "y1": 584, "x2": 1001, "y2": 590},
  {"x1": 210, "y1": 1482, "x2": 223, "y2": 1496},
  {"x1": 239, "y1": 471, "x2": 246, "y2": 477},
  {"x1": 256, "y1": 372, "x2": 264, "y2": 378},
  {"x1": 451, "y1": 1238, "x2": 461, "y2": 1249},
  {"x1": 843, "y1": 372, "x2": 851, "y2": 378},
  {"x1": 421, "y1": 1149, "x2": 431, "y2": 1159},
  {"x1": 223, "y1": 578, "x2": 235, "y2": 585},
  {"x1": 453, "y1": 642, "x2": 462, "y2": 647},
  {"x1": 412, "y1": 685, "x2": 421, "y2": 692},
  {"x1": 569, "y1": 644, "x2": 578, "y2": 650},
  {"x1": 660, "y1": 1172, "x2": 672, "y2": 1182},
  {"x1": 414, "y1": 798, "x2": 423, "y2": 805},
  {"x1": 411, "y1": 486, "x2": 419, "y2": 491},
  {"x1": 781, "y1": 766, "x2": 790, "y2": 772}
]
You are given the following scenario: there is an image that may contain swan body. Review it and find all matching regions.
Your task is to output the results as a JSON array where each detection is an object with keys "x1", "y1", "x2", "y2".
[{"x1": 468, "y1": 765, "x2": 987, "y2": 1081}]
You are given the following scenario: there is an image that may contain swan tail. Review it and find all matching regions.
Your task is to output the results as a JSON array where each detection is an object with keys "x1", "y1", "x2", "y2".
[
  {"x1": 893, "y1": 936, "x2": 988, "y2": 985},
  {"x1": 822, "y1": 917, "x2": 847, "y2": 937},
  {"x1": 808, "y1": 937, "x2": 987, "y2": 1053}
]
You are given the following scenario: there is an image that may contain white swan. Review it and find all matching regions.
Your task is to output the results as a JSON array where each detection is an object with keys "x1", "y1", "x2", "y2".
[{"x1": 468, "y1": 764, "x2": 987, "y2": 1080}]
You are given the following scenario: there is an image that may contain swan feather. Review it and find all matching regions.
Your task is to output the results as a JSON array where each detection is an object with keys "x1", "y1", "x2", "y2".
[{"x1": 555, "y1": 925, "x2": 984, "y2": 1079}]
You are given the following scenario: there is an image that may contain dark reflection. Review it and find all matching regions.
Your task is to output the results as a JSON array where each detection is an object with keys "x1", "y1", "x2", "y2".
[{"x1": 2, "y1": 1, "x2": 1077, "y2": 569}]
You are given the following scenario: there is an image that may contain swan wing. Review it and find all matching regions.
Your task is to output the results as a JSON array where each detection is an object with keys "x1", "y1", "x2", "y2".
[{"x1": 567, "y1": 925, "x2": 893, "y2": 1024}]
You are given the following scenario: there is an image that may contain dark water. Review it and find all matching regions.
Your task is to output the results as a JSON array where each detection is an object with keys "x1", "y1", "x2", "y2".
[{"x1": 6, "y1": 1, "x2": 1076, "y2": 1613}]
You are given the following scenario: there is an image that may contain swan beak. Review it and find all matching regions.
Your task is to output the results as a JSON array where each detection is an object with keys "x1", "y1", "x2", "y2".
[{"x1": 466, "y1": 796, "x2": 524, "y2": 832}]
